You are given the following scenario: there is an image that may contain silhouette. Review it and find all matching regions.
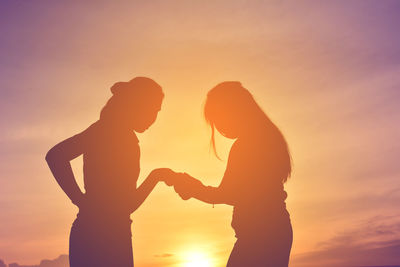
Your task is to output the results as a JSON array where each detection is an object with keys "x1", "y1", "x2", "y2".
[
  {"x1": 45, "y1": 77, "x2": 169, "y2": 267},
  {"x1": 158, "y1": 81, "x2": 293, "y2": 267}
]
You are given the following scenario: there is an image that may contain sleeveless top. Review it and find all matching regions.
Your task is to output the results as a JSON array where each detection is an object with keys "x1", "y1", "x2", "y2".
[
  {"x1": 79, "y1": 121, "x2": 140, "y2": 216},
  {"x1": 220, "y1": 134, "x2": 289, "y2": 238}
]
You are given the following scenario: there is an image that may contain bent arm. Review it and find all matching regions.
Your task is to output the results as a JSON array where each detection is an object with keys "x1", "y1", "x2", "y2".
[
  {"x1": 129, "y1": 172, "x2": 159, "y2": 213},
  {"x1": 45, "y1": 133, "x2": 86, "y2": 206},
  {"x1": 175, "y1": 141, "x2": 245, "y2": 206},
  {"x1": 175, "y1": 173, "x2": 236, "y2": 206},
  {"x1": 193, "y1": 184, "x2": 235, "y2": 205},
  {"x1": 130, "y1": 168, "x2": 184, "y2": 212}
]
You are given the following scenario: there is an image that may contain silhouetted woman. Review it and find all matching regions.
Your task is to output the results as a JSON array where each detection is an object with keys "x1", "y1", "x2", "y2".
[
  {"x1": 171, "y1": 81, "x2": 293, "y2": 267},
  {"x1": 45, "y1": 77, "x2": 166, "y2": 267}
]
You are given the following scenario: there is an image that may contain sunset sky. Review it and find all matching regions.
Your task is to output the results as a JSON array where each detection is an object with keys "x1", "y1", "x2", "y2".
[{"x1": 1, "y1": 1, "x2": 400, "y2": 266}]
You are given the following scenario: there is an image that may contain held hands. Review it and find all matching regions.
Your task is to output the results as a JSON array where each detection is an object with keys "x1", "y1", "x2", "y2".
[
  {"x1": 149, "y1": 168, "x2": 178, "y2": 186},
  {"x1": 150, "y1": 168, "x2": 202, "y2": 200}
]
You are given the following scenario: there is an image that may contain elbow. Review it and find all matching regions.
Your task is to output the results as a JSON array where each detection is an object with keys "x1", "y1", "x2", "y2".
[
  {"x1": 45, "y1": 147, "x2": 58, "y2": 164},
  {"x1": 45, "y1": 150, "x2": 53, "y2": 164}
]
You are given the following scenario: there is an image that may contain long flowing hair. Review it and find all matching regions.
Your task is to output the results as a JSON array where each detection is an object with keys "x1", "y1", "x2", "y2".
[{"x1": 204, "y1": 81, "x2": 292, "y2": 182}]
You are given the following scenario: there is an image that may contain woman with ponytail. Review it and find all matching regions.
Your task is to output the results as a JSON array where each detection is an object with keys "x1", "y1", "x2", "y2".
[
  {"x1": 45, "y1": 77, "x2": 169, "y2": 267},
  {"x1": 163, "y1": 81, "x2": 293, "y2": 267}
]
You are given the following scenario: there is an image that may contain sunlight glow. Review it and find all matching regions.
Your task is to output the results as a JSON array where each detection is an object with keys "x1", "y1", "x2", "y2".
[{"x1": 184, "y1": 251, "x2": 213, "y2": 267}]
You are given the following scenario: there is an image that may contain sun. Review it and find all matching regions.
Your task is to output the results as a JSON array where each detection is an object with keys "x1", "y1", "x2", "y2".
[{"x1": 184, "y1": 251, "x2": 213, "y2": 267}]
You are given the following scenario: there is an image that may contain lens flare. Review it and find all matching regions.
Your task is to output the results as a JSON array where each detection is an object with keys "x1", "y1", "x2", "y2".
[{"x1": 184, "y1": 251, "x2": 212, "y2": 267}]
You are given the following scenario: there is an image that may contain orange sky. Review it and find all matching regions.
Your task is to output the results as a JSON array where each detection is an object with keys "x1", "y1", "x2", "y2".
[{"x1": 1, "y1": 1, "x2": 400, "y2": 267}]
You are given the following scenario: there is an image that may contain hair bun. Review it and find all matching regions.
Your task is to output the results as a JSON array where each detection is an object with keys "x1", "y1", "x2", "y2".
[
  {"x1": 110, "y1": 82, "x2": 128, "y2": 95},
  {"x1": 110, "y1": 77, "x2": 163, "y2": 97}
]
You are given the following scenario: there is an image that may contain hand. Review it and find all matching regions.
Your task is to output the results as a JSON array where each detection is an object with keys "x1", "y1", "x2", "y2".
[
  {"x1": 174, "y1": 181, "x2": 192, "y2": 200},
  {"x1": 149, "y1": 168, "x2": 178, "y2": 186},
  {"x1": 173, "y1": 173, "x2": 203, "y2": 200}
]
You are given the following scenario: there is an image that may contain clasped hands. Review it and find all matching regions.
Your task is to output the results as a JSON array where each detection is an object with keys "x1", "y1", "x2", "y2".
[{"x1": 149, "y1": 168, "x2": 202, "y2": 200}]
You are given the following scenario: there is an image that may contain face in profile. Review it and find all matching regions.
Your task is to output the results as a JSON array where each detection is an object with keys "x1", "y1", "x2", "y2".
[{"x1": 131, "y1": 96, "x2": 163, "y2": 133}]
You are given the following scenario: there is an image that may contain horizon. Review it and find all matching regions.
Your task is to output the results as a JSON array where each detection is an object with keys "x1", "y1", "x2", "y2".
[{"x1": 2, "y1": 254, "x2": 400, "y2": 267}]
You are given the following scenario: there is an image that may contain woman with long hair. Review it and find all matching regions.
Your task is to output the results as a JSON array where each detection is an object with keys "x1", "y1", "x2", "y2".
[
  {"x1": 45, "y1": 77, "x2": 168, "y2": 267},
  {"x1": 166, "y1": 81, "x2": 293, "y2": 267}
]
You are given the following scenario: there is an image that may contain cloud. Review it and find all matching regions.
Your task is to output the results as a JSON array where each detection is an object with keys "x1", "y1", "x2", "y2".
[
  {"x1": 292, "y1": 215, "x2": 400, "y2": 267},
  {"x1": 5, "y1": 255, "x2": 68, "y2": 267},
  {"x1": 154, "y1": 253, "x2": 174, "y2": 258}
]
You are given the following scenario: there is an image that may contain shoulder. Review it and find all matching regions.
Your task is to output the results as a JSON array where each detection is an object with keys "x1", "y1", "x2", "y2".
[
  {"x1": 78, "y1": 121, "x2": 100, "y2": 140},
  {"x1": 230, "y1": 136, "x2": 269, "y2": 156},
  {"x1": 227, "y1": 136, "x2": 274, "y2": 169},
  {"x1": 228, "y1": 139, "x2": 244, "y2": 160},
  {"x1": 227, "y1": 138, "x2": 253, "y2": 166},
  {"x1": 73, "y1": 121, "x2": 107, "y2": 151}
]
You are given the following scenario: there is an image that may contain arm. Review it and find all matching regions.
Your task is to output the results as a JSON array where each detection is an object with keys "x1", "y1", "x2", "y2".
[
  {"x1": 129, "y1": 172, "x2": 158, "y2": 213},
  {"x1": 45, "y1": 132, "x2": 87, "y2": 206},
  {"x1": 129, "y1": 168, "x2": 174, "y2": 213},
  {"x1": 173, "y1": 141, "x2": 244, "y2": 205},
  {"x1": 174, "y1": 173, "x2": 237, "y2": 206}
]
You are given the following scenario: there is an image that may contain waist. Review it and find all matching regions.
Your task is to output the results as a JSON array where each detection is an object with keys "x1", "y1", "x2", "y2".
[
  {"x1": 79, "y1": 194, "x2": 133, "y2": 216},
  {"x1": 73, "y1": 211, "x2": 132, "y2": 233},
  {"x1": 231, "y1": 205, "x2": 291, "y2": 238},
  {"x1": 232, "y1": 203, "x2": 289, "y2": 222},
  {"x1": 76, "y1": 206, "x2": 132, "y2": 223}
]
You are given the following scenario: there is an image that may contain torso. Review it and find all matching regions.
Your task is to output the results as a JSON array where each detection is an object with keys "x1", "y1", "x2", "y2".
[
  {"x1": 226, "y1": 133, "x2": 290, "y2": 237},
  {"x1": 81, "y1": 121, "x2": 140, "y2": 215}
]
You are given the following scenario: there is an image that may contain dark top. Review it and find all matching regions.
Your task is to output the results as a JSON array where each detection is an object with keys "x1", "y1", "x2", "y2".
[
  {"x1": 79, "y1": 121, "x2": 140, "y2": 216},
  {"x1": 220, "y1": 133, "x2": 289, "y2": 238}
]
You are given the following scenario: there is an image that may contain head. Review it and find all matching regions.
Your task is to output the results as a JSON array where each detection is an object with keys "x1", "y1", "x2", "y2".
[
  {"x1": 100, "y1": 77, "x2": 164, "y2": 133},
  {"x1": 204, "y1": 81, "x2": 264, "y2": 139},
  {"x1": 204, "y1": 81, "x2": 292, "y2": 182}
]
